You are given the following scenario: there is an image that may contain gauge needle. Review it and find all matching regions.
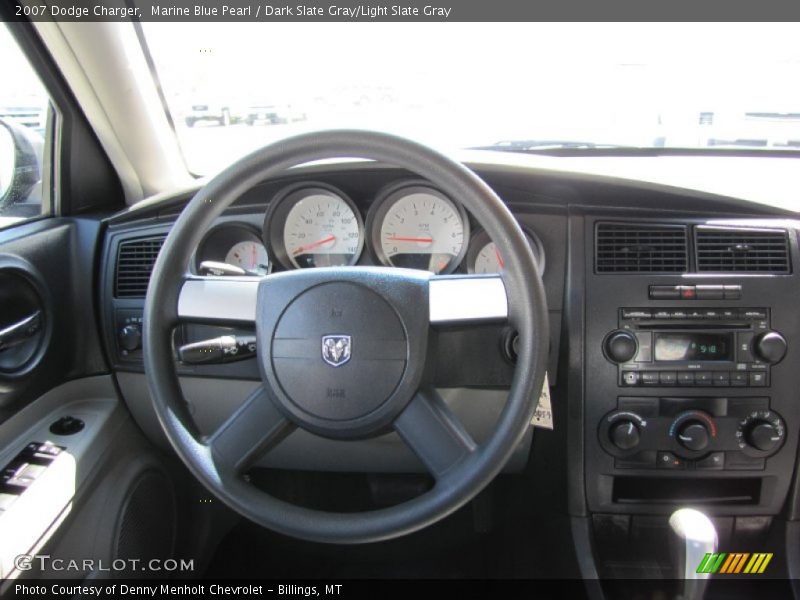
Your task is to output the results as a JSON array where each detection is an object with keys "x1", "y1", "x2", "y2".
[
  {"x1": 385, "y1": 236, "x2": 434, "y2": 243},
  {"x1": 494, "y1": 246, "x2": 505, "y2": 268},
  {"x1": 293, "y1": 234, "x2": 336, "y2": 255}
]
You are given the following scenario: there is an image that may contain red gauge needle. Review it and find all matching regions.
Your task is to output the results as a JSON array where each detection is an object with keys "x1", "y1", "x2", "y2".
[
  {"x1": 251, "y1": 244, "x2": 256, "y2": 266},
  {"x1": 293, "y1": 235, "x2": 336, "y2": 255},
  {"x1": 494, "y1": 245, "x2": 505, "y2": 269},
  {"x1": 385, "y1": 236, "x2": 434, "y2": 243}
]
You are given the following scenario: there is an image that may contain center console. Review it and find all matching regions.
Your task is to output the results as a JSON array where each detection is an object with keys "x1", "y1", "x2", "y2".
[{"x1": 583, "y1": 219, "x2": 800, "y2": 518}]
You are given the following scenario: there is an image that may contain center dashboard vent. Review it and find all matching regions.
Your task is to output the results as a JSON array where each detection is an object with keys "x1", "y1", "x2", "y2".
[
  {"x1": 114, "y1": 236, "x2": 166, "y2": 298},
  {"x1": 595, "y1": 222, "x2": 688, "y2": 273},
  {"x1": 695, "y1": 227, "x2": 790, "y2": 273}
]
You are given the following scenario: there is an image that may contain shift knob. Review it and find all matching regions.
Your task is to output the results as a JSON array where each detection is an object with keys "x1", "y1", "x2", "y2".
[{"x1": 669, "y1": 508, "x2": 718, "y2": 600}]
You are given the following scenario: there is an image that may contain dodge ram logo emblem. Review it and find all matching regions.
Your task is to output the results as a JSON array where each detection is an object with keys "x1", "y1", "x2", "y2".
[{"x1": 321, "y1": 335, "x2": 351, "y2": 367}]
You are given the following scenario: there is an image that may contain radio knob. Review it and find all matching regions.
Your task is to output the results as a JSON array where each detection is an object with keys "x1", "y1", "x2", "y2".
[
  {"x1": 753, "y1": 331, "x2": 787, "y2": 364},
  {"x1": 610, "y1": 420, "x2": 641, "y2": 450},
  {"x1": 603, "y1": 330, "x2": 638, "y2": 363},
  {"x1": 676, "y1": 422, "x2": 710, "y2": 452},
  {"x1": 746, "y1": 422, "x2": 781, "y2": 453}
]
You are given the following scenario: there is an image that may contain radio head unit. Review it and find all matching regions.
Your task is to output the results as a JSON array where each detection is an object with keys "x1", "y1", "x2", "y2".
[{"x1": 603, "y1": 308, "x2": 787, "y2": 388}]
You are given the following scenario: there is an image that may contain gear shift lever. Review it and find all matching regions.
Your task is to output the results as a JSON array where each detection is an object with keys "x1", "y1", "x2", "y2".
[{"x1": 669, "y1": 508, "x2": 718, "y2": 600}]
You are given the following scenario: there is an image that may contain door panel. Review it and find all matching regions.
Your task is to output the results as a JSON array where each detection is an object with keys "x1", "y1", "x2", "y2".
[{"x1": 0, "y1": 218, "x2": 107, "y2": 422}]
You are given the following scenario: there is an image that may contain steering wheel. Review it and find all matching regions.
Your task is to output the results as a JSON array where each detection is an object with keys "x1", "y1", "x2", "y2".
[{"x1": 143, "y1": 130, "x2": 548, "y2": 544}]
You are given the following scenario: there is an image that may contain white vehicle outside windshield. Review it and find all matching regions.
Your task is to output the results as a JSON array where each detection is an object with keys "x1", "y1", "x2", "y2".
[{"x1": 140, "y1": 22, "x2": 800, "y2": 175}]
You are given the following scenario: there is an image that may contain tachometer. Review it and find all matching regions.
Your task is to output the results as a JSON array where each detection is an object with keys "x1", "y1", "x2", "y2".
[
  {"x1": 368, "y1": 184, "x2": 469, "y2": 274},
  {"x1": 266, "y1": 185, "x2": 364, "y2": 269},
  {"x1": 466, "y1": 228, "x2": 545, "y2": 275}
]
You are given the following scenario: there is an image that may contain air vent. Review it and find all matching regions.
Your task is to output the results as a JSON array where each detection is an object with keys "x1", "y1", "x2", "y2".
[
  {"x1": 596, "y1": 223, "x2": 688, "y2": 273},
  {"x1": 695, "y1": 227, "x2": 790, "y2": 273},
  {"x1": 115, "y1": 236, "x2": 166, "y2": 298}
]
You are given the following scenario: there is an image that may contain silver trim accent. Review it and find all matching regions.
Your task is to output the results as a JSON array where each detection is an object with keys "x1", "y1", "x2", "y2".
[
  {"x1": 428, "y1": 276, "x2": 508, "y2": 324},
  {"x1": 177, "y1": 277, "x2": 259, "y2": 322},
  {"x1": 176, "y1": 275, "x2": 509, "y2": 325}
]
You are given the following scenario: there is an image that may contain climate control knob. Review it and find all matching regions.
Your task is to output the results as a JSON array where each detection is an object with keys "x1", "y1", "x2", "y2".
[
  {"x1": 746, "y1": 422, "x2": 781, "y2": 452},
  {"x1": 603, "y1": 330, "x2": 638, "y2": 363},
  {"x1": 737, "y1": 410, "x2": 785, "y2": 456},
  {"x1": 676, "y1": 422, "x2": 710, "y2": 452},
  {"x1": 610, "y1": 420, "x2": 641, "y2": 450},
  {"x1": 753, "y1": 331, "x2": 787, "y2": 364}
]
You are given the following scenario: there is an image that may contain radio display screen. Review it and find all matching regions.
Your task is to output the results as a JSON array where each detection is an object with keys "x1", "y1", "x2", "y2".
[{"x1": 654, "y1": 333, "x2": 733, "y2": 362}]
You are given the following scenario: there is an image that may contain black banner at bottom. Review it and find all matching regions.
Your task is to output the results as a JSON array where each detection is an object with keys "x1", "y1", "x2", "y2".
[{"x1": 1, "y1": 578, "x2": 797, "y2": 600}]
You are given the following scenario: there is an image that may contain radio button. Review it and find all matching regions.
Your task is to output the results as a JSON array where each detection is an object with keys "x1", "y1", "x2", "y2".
[
  {"x1": 687, "y1": 309, "x2": 705, "y2": 319},
  {"x1": 659, "y1": 371, "x2": 677, "y2": 385},
  {"x1": 649, "y1": 285, "x2": 681, "y2": 300},
  {"x1": 702, "y1": 309, "x2": 723, "y2": 319},
  {"x1": 713, "y1": 372, "x2": 730, "y2": 386},
  {"x1": 723, "y1": 285, "x2": 742, "y2": 300},
  {"x1": 737, "y1": 332, "x2": 755, "y2": 362},
  {"x1": 677, "y1": 372, "x2": 695, "y2": 385},
  {"x1": 622, "y1": 371, "x2": 640, "y2": 386},
  {"x1": 749, "y1": 372, "x2": 767, "y2": 387},
  {"x1": 653, "y1": 310, "x2": 672, "y2": 319},
  {"x1": 669, "y1": 310, "x2": 688, "y2": 319},
  {"x1": 622, "y1": 309, "x2": 651, "y2": 319},
  {"x1": 642, "y1": 372, "x2": 660, "y2": 385},
  {"x1": 741, "y1": 309, "x2": 767, "y2": 320},
  {"x1": 721, "y1": 309, "x2": 738, "y2": 319},
  {"x1": 634, "y1": 332, "x2": 652, "y2": 362},
  {"x1": 696, "y1": 285, "x2": 724, "y2": 300},
  {"x1": 695, "y1": 372, "x2": 713, "y2": 386},
  {"x1": 730, "y1": 372, "x2": 748, "y2": 386}
]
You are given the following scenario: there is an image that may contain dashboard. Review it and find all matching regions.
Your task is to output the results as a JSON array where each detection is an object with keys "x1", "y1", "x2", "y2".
[{"x1": 96, "y1": 156, "x2": 800, "y2": 578}]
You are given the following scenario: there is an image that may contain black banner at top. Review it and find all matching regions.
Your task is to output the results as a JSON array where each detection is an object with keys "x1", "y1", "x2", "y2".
[{"x1": 4, "y1": 0, "x2": 800, "y2": 22}]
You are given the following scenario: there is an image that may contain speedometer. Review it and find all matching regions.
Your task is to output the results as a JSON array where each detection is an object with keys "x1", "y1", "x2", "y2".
[
  {"x1": 368, "y1": 184, "x2": 469, "y2": 274},
  {"x1": 265, "y1": 185, "x2": 364, "y2": 269}
]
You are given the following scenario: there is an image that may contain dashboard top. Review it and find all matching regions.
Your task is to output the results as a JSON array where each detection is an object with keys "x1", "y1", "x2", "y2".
[{"x1": 109, "y1": 151, "x2": 800, "y2": 225}]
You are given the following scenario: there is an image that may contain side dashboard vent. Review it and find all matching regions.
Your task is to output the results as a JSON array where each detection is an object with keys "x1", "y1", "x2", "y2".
[
  {"x1": 595, "y1": 222, "x2": 688, "y2": 273},
  {"x1": 114, "y1": 236, "x2": 166, "y2": 298},
  {"x1": 695, "y1": 227, "x2": 790, "y2": 273}
]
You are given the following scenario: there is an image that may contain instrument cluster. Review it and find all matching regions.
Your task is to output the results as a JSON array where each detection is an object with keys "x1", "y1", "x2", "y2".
[{"x1": 194, "y1": 180, "x2": 545, "y2": 277}]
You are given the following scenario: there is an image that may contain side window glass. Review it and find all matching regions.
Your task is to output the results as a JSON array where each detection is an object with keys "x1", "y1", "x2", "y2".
[{"x1": 0, "y1": 23, "x2": 51, "y2": 230}]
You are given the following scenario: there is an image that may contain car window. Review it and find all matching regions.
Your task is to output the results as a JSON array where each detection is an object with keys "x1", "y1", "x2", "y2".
[{"x1": 0, "y1": 23, "x2": 51, "y2": 230}]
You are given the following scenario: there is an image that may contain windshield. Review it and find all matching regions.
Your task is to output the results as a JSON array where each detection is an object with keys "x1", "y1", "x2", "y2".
[{"x1": 141, "y1": 22, "x2": 800, "y2": 175}]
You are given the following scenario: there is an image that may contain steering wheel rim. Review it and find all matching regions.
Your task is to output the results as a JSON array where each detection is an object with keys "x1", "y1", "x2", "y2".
[{"x1": 143, "y1": 130, "x2": 549, "y2": 544}]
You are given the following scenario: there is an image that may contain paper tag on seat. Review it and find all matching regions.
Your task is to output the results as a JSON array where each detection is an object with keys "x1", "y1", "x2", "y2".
[{"x1": 531, "y1": 372, "x2": 553, "y2": 430}]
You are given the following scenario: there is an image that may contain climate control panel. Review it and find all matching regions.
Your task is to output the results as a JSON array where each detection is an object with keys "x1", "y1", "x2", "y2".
[{"x1": 598, "y1": 396, "x2": 785, "y2": 471}]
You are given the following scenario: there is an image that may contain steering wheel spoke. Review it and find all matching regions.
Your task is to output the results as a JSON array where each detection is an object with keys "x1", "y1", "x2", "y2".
[
  {"x1": 207, "y1": 385, "x2": 295, "y2": 473},
  {"x1": 394, "y1": 388, "x2": 477, "y2": 480},
  {"x1": 428, "y1": 274, "x2": 508, "y2": 325},
  {"x1": 177, "y1": 275, "x2": 259, "y2": 324}
]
